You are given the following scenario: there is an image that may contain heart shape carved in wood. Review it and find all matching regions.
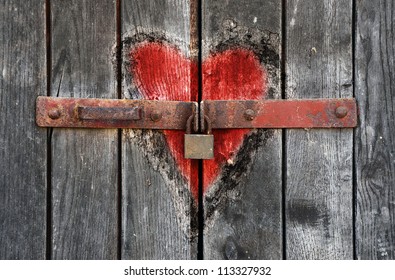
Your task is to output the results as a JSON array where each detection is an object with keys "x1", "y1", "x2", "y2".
[{"x1": 129, "y1": 42, "x2": 267, "y2": 201}]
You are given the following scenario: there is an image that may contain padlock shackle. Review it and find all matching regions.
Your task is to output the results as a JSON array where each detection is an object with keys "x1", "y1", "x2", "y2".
[
  {"x1": 203, "y1": 115, "x2": 212, "y2": 134},
  {"x1": 186, "y1": 115, "x2": 196, "y2": 134},
  {"x1": 186, "y1": 114, "x2": 211, "y2": 134}
]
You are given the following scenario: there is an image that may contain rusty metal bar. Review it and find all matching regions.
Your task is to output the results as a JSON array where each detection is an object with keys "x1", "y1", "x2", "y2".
[
  {"x1": 37, "y1": 97, "x2": 357, "y2": 130},
  {"x1": 77, "y1": 106, "x2": 142, "y2": 121},
  {"x1": 202, "y1": 98, "x2": 357, "y2": 129},
  {"x1": 36, "y1": 96, "x2": 198, "y2": 130}
]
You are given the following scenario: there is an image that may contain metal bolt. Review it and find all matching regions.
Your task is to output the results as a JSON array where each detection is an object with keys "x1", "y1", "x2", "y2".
[
  {"x1": 244, "y1": 109, "x2": 255, "y2": 121},
  {"x1": 48, "y1": 108, "x2": 61, "y2": 120},
  {"x1": 335, "y1": 106, "x2": 348, "y2": 118},
  {"x1": 150, "y1": 111, "x2": 162, "y2": 122}
]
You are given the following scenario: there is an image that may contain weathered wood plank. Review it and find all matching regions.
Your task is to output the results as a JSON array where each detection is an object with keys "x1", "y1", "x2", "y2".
[
  {"x1": 51, "y1": 0, "x2": 118, "y2": 259},
  {"x1": 0, "y1": 0, "x2": 47, "y2": 259},
  {"x1": 355, "y1": 0, "x2": 395, "y2": 260},
  {"x1": 202, "y1": 0, "x2": 283, "y2": 259},
  {"x1": 121, "y1": 0, "x2": 198, "y2": 259},
  {"x1": 285, "y1": 0, "x2": 353, "y2": 259}
]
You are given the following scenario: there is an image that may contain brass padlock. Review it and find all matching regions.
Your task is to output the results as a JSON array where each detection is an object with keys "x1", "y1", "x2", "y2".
[{"x1": 184, "y1": 115, "x2": 214, "y2": 159}]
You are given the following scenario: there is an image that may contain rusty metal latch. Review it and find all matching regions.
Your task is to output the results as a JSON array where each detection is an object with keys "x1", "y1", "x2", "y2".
[
  {"x1": 36, "y1": 97, "x2": 357, "y2": 130},
  {"x1": 200, "y1": 98, "x2": 357, "y2": 130},
  {"x1": 36, "y1": 97, "x2": 199, "y2": 131},
  {"x1": 36, "y1": 96, "x2": 357, "y2": 159}
]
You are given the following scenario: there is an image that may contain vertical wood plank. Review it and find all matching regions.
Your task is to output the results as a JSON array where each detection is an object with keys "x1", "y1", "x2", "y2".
[
  {"x1": 122, "y1": 0, "x2": 198, "y2": 259},
  {"x1": 51, "y1": 0, "x2": 118, "y2": 259},
  {"x1": 0, "y1": 0, "x2": 47, "y2": 259},
  {"x1": 355, "y1": 0, "x2": 395, "y2": 260},
  {"x1": 285, "y1": 0, "x2": 353, "y2": 259},
  {"x1": 202, "y1": 0, "x2": 283, "y2": 259}
]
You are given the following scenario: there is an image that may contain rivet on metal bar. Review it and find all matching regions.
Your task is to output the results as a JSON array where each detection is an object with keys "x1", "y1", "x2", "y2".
[{"x1": 201, "y1": 98, "x2": 357, "y2": 129}]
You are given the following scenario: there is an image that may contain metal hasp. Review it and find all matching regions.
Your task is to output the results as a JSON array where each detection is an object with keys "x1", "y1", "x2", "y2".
[
  {"x1": 201, "y1": 98, "x2": 357, "y2": 129},
  {"x1": 36, "y1": 97, "x2": 198, "y2": 130},
  {"x1": 36, "y1": 97, "x2": 357, "y2": 129},
  {"x1": 36, "y1": 97, "x2": 357, "y2": 160}
]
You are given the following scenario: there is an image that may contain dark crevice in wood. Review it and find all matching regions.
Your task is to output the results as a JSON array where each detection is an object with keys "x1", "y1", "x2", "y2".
[
  {"x1": 198, "y1": 161, "x2": 204, "y2": 259},
  {"x1": 281, "y1": 0, "x2": 287, "y2": 101},
  {"x1": 46, "y1": 127, "x2": 53, "y2": 260},
  {"x1": 352, "y1": 0, "x2": 357, "y2": 260},
  {"x1": 281, "y1": 0, "x2": 287, "y2": 260},
  {"x1": 45, "y1": 0, "x2": 52, "y2": 260},
  {"x1": 116, "y1": 0, "x2": 122, "y2": 260},
  {"x1": 116, "y1": 0, "x2": 122, "y2": 100},
  {"x1": 54, "y1": 65, "x2": 64, "y2": 98},
  {"x1": 46, "y1": 0, "x2": 51, "y2": 96},
  {"x1": 117, "y1": 127, "x2": 122, "y2": 260},
  {"x1": 196, "y1": 0, "x2": 204, "y2": 260},
  {"x1": 196, "y1": 0, "x2": 202, "y2": 104},
  {"x1": 281, "y1": 129, "x2": 287, "y2": 260}
]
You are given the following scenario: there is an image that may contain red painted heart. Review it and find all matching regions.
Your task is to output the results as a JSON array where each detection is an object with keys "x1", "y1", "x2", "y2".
[{"x1": 130, "y1": 42, "x2": 267, "y2": 200}]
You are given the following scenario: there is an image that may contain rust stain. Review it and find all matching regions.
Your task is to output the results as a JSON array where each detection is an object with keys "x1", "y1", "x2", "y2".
[
  {"x1": 203, "y1": 98, "x2": 357, "y2": 129},
  {"x1": 36, "y1": 96, "x2": 197, "y2": 129}
]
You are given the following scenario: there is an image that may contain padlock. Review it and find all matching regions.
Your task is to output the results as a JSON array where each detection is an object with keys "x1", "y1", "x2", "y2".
[{"x1": 184, "y1": 115, "x2": 214, "y2": 159}]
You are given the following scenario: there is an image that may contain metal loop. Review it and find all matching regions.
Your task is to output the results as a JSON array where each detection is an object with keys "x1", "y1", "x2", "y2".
[
  {"x1": 186, "y1": 115, "x2": 193, "y2": 134},
  {"x1": 187, "y1": 115, "x2": 211, "y2": 134},
  {"x1": 186, "y1": 114, "x2": 199, "y2": 134},
  {"x1": 203, "y1": 115, "x2": 212, "y2": 134}
]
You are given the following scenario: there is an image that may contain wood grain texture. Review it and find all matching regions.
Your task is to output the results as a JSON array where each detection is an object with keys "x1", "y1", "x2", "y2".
[
  {"x1": 355, "y1": 0, "x2": 395, "y2": 260},
  {"x1": 121, "y1": 0, "x2": 198, "y2": 259},
  {"x1": 202, "y1": 0, "x2": 283, "y2": 259},
  {"x1": 0, "y1": 0, "x2": 47, "y2": 259},
  {"x1": 285, "y1": 0, "x2": 353, "y2": 259},
  {"x1": 50, "y1": 0, "x2": 118, "y2": 259}
]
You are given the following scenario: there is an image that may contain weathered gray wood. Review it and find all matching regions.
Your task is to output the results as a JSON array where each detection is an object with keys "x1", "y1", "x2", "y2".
[
  {"x1": 0, "y1": 0, "x2": 47, "y2": 260},
  {"x1": 355, "y1": 0, "x2": 395, "y2": 260},
  {"x1": 202, "y1": 0, "x2": 283, "y2": 259},
  {"x1": 51, "y1": 0, "x2": 118, "y2": 259},
  {"x1": 285, "y1": 0, "x2": 353, "y2": 259},
  {"x1": 122, "y1": 0, "x2": 198, "y2": 259}
]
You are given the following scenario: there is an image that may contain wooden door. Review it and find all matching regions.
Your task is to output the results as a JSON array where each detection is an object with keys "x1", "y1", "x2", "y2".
[{"x1": 1, "y1": 0, "x2": 394, "y2": 260}]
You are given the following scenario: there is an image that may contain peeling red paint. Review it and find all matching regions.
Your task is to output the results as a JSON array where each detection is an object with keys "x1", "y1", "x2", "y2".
[{"x1": 130, "y1": 42, "x2": 267, "y2": 200}]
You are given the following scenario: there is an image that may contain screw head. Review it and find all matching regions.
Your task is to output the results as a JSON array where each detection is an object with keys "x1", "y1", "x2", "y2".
[
  {"x1": 48, "y1": 108, "x2": 61, "y2": 120},
  {"x1": 150, "y1": 111, "x2": 162, "y2": 122},
  {"x1": 244, "y1": 109, "x2": 255, "y2": 121},
  {"x1": 335, "y1": 106, "x2": 348, "y2": 118}
]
